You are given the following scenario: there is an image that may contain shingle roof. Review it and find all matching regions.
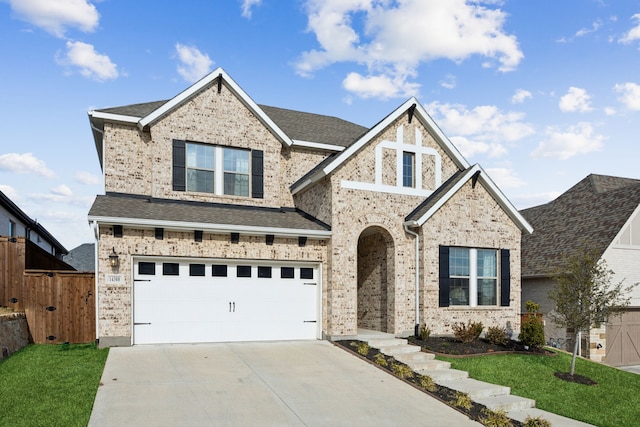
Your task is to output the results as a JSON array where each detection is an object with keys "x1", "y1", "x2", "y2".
[
  {"x1": 405, "y1": 168, "x2": 469, "y2": 222},
  {"x1": 88, "y1": 193, "x2": 331, "y2": 235},
  {"x1": 95, "y1": 102, "x2": 366, "y2": 148},
  {"x1": 520, "y1": 174, "x2": 640, "y2": 277},
  {"x1": 63, "y1": 243, "x2": 95, "y2": 272}
]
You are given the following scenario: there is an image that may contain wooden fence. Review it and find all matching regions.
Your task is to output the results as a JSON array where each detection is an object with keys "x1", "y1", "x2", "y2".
[{"x1": 1, "y1": 237, "x2": 95, "y2": 343}]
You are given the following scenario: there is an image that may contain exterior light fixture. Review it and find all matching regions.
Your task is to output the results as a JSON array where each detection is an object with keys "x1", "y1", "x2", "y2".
[{"x1": 108, "y1": 247, "x2": 119, "y2": 268}]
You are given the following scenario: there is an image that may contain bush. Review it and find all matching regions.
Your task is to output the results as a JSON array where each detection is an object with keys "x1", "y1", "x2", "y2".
[
  {"x1": 485, "y1": 326, "x2": 510, "y2": 346},
  {"x1": 418, "y1": 324, "x2": 431, "y2": 341},
  {"x1": 523, "y1": 416, "x2": 552, "y2": 427},
  {"x1": 356, "y1": 342, "x2": 370, "y2": 356},
  {"x1": 451, "y1": 391, "x2": 473, "y2": 410},
  {"x1": 519, "y1": 318, "x2": 545, "y2": 348},
  {"x1": 417, "y1": 374, "x2": 436, "y2": 392},
  {"x1": 452, "y1": 321, "x2": 484, "y2": 343},
  {"x1": 481, "y1": 409, "x2": 513, "y2": 427},
  {"x1": 391, "y1": 363, "x2": 414, "y2": 379},
  {"x1": 374, "y1": 353, "x2": 388, "y2": 367}
]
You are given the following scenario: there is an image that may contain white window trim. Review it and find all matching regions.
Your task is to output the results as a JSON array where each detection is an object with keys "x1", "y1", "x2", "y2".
[
  {"x1": 187, "y1": 143, "x2": 250, "y2": 197},
  {"x1": 451, "y1": 248, "x2": 498, "y2": 307}
]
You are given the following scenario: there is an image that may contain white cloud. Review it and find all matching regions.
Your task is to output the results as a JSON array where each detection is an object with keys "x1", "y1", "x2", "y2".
[
  {"x1": 58, "y1": 41, "x2": 118, "y2": 81},
  {"x1": 426, "y1": 101, "x2": 534, "y2": 159},
  {"x1": 296, "y1": 0, "x2": 522, "y2": 99},
  {"x1": 74, "y1": 171, "x2": 100, "y2": 185},
  {"x1": 440, "y1": 74, "x2": 456, "y2": 90},
  {"x1": 604, "y1": 106, "x2": 617, "y2": 116},
  {"x1": 484, "y1": 166, "x2": 525, "y2": 189},
  {"x1": 175, "y1": 43, "x2": 213, "y2": 83},
  {"x1": 0, "y1": 185, "x2": 18, "y2": 200},
  {"x1": 342, "y1": 72, "x2": 420, "y2": 99},
  {"x1": 5, "y1": 0, "x2": 99, "y2": 38},
  {"x1": 559, "y1": 87, "x2": 593, "y2": 112},
  {"x1": 51, "y1": 184, "x2": 73, "y2": 197},
  {"x1": 575, "y1": 20, "x2": 602, "y2": 37},
  {"x1": 619, "y1": 14, "x2": 640, "y2": 44},
  {"x1": 0, "y1": 152, "x2": 55, "y2": 177},
  {"x1": 241, "y1": 0, "x2": 262, "y2": 19},
  {"x1": 511, "y1": 89, "x2": 532, "y2": 104},
  {"x1": 614, "y1": 82, "x2": 640, "y2": 110},
  {"x1": 531, "y1": 122, "x2": 605, "y2": 160}
]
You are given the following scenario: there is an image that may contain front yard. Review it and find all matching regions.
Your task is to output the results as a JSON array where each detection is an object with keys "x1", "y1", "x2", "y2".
[
  {"x1": 0, "y1": 343, "x2": 108, "y2": 427},
  {"x1": 439, "y1": 351, "x2": 640, "y2": 427}
]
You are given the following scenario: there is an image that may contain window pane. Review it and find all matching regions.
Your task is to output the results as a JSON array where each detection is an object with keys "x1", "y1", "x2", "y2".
[
  {"x1": 187, "y1": 144, "x2": 214, "y2": 169},
  {"x1": 450, "y1": 278, "x2": 469, "y2": 305},
  {"x1": 189, "y1": 264, "x2": 205, "y2": 276},
  {"x1": 187, "y1": 169, "x2": 214, "y2": 193},
  {"x1": 477, "y1": 249, "x2": 497, "y2": 277},
  {"x1": 212, "y1": 265, "x2": 228, "y2": 277},
  {"x1": 163, "y1": 263, "x2": 180, "y2": 276},
  {"x1": 281, "y1": 267, "x2": 295, "y2": 279},
  {"x1": 258, "y1": 266, "x2": 272, "y2": 278},
  {"x1": 237, "y1": 265, "x2": 251, "y2": 278},
  {"x1": 138, "y1": 262, "x2": 156, "y2": 275},
  {"x1": 402, "y1": 152, "x2": 415, "y2": 188},
  {"x1": 477, "y1": 279, "x2": 497, "y2": 305},
  {"x1": 224, "y1": 148, "x2": 249, "y2": 173},
  {"x1": 224, "y1": 173, "x2": 249, "y2": 196},
  {"x1": 449, "y1": 248, "x2": 469, "y2": 276},
  {"x1": 300, "y1": 268, "x2": 314, "y2": 279}
]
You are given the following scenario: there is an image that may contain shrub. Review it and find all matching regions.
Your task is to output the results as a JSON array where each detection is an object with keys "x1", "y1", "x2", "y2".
[
  {"x1": 391, "y1": 363, "x2": 414, "y2": 379},
  {"x1": 519, "y1": 318, "x2": 545, "y2": 348},
  {"x1": 481, "y1": 409, "x2": 513, "y2": 427},
  {"x1": 523, "y1": 416, "x2": 552, "y2": 427},
  {"x1": 451, "y1": 391, "x2": 472, "y2": 410},
  {"x1": 452, "y1": 321, "x2": 484, "y2": 343},
  {"x1": 485, "y1": 326, "x2": 510, "y2": 346},
  {"x1": 417, "y1": 374, "x2": 436, "y2": 392},
  {"x1": 418, "y1": 323, "x2": 431, "y2": 341},
  {"x1": 355, "y1": 342, "x2": 370, "y2": 356},
  {"x1": 374, "y1": 353, "x2": 388, "y2": 367}
]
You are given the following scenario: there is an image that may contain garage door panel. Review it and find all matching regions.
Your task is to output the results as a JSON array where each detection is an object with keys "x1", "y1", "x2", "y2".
[{"x1": 133, "y1": 259, "x2": 319, "y2": 344}]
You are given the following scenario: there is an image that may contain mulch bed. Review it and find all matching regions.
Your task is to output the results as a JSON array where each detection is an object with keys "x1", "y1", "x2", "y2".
[
  {"x1": 334, "y1": 339, "x2": 526, "y2": 427},
  {"x1": 407, "y1": 335, "x2": 556, "y2": 357},
  {"x1": 553, "y1": 372, "x2": 598, "y2": 385}
]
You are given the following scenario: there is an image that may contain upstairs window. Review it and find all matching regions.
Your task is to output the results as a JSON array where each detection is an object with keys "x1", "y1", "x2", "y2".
[
  {"x1": 173, "y1": 140, "x2": 263, "y2": 198},
  {"x1": 402, "y1": 152, "x2": 415, "y2": 188}
]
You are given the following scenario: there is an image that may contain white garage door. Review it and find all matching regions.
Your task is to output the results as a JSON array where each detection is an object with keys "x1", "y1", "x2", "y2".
[{"x1": 133, "y1": 258, "x2": 320, "y2": 344}]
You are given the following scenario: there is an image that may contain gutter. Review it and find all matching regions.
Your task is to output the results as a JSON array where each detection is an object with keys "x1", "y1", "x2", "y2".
[
  {"x1": 91, "y1": 220, "x2": 100, "y2": 343},
  {"x1": 404, "y1": 222, "x2": 420, "y2": 336}
]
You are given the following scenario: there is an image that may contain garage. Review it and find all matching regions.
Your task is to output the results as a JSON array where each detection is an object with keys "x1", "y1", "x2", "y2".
[
  {"x1": 133, "y1": 257, "x2": 320, "y2": 344},
  {"x1": 606, "y1": 308, "x2": 640, "y2": 367}
]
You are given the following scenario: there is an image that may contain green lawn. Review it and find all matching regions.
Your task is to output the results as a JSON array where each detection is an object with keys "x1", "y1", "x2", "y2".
[
  {"x1": 438, "y1": 350, "x2": 640, "y2": 427},
  {"x1": 0, "y1": 343, "x2": 109, "y2": 427}
]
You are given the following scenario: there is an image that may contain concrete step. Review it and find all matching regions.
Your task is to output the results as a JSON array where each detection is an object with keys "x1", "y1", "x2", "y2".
[
  {"x1": 402, "y1": 358, "x2": 451, "y2": 371},
  {"x1": 475, "y1": 394, "x2": 535, "y2": 412},
  {"x1": 417, "y1": 368, "x2": 468, "y2": 381},
  {"x1": 436, "y1": 378, "x2": 510, "y2": 399},
  {"x1": 366, "y1": 338, "x2": 407, "y2": 348},
  {"x1": 394, "y1": 351, "x2": 435, "y2": 365},
  {"x1": 507, "y1": 408, "x2": 596, "y2": 427},
  {"x1": 379, "y1": 345, "x2": 421, "y2": 356}
]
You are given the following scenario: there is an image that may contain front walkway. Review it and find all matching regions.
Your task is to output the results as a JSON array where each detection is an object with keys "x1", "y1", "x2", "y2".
[{"x1": 89, "y1": 340, "x2": 481, "y2": 426}]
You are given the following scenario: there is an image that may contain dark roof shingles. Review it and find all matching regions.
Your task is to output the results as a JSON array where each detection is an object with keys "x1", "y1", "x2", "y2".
[{"x1": 521, "y1": 174, "x2": 640, "y2": 277}]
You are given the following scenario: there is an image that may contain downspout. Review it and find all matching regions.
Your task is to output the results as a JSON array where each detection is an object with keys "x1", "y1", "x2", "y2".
[
  {"x1": 91, "y1": 220, "x2": 100, "y2": 344},
  {"x1": 404, "y1": 222, "x2": 420, "y2": 336}
]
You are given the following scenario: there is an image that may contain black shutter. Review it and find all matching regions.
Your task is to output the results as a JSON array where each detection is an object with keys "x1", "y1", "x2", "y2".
[
  {"x1": 439, "y1": 245, "x2": 450, "y2": 307},
  {"x1": 500, "y1": 249, "x2": 511, "y2": 307},
  {"x1": 173, "y1": 140, "x2": 186, "y2": 191},
  {"x1": 251, "y1": 150, "x2": 264, "y2": 198}
]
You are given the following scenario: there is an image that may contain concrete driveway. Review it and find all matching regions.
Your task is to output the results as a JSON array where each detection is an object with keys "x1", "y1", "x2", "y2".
[{"x1": 89, "y1": 340, "x2": 480, "y2": 426}]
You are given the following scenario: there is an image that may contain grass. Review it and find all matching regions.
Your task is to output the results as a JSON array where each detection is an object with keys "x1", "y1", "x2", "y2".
[
  {"x1": 0, "y1": 343, "x2": 109, "y2": 427},
  {"x1": 437, "y1": 350, "x2": 640, "y2": 427}
]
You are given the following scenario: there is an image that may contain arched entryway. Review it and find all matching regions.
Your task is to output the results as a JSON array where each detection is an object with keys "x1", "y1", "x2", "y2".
[{"x1": 357, "y1": 226, "x2": 395, "y2": 333}]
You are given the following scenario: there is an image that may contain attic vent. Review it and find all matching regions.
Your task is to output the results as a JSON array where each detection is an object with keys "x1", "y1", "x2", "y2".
[{"x1": 217, "y1": 73, "x2": 223, "y2": 94}]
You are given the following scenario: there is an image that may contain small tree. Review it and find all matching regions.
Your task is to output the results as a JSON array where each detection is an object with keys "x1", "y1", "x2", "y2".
[{"x1": 547, "y1": 246, "x2": 634, "y2": 376}]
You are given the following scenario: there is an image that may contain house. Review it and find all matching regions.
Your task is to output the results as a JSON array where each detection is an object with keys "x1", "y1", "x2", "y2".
[
  {"x1": 63, "y1": 243, "x2": 95, "y2": 272},
  {"x1": 0, "y1": 190, "x2": 67, "y2": 258},
  {"x1": 87, "y1": 68, "x2": 532, "y2": 347},
  {"x1": 521, "y1": 174, "x2": 640, "y2": 366}
]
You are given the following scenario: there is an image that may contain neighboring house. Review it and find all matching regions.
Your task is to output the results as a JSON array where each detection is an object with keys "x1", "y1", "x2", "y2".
[
  {"x1": 63, "y1": 243, "x2": 95, "y2": 272},
  {"x1": 521, "y1": 174, "x2": 640, "y2": 366},
  {"x1": 0, "y1": 190, "x2": 67, "y2": 258},
  {"x1": 87, "y1": 67, "x2": 532, "y2": 347}
]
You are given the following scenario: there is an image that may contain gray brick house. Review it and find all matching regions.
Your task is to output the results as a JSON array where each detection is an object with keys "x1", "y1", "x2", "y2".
[
  {"x1": 521, "y1": 174, "x2": 640, "y2": 366},
  {"x1": 87, "y1": 68, "x2": 532, "y2": 347}
]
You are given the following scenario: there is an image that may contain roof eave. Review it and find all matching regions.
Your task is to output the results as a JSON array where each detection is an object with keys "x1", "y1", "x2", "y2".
[{"x1": 87, "y1": 215, "x2": 332, "y2": 239}]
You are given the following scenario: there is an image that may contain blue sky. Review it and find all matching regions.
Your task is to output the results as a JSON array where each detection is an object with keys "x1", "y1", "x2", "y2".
[{"x1": 1, "y1": 0, "x2": 640, "y2": 250}]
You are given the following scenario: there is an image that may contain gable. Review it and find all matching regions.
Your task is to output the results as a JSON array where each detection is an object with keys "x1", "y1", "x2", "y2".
[{"x1": 290, "y1": 98, "x2": 469, "y2": 196}]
